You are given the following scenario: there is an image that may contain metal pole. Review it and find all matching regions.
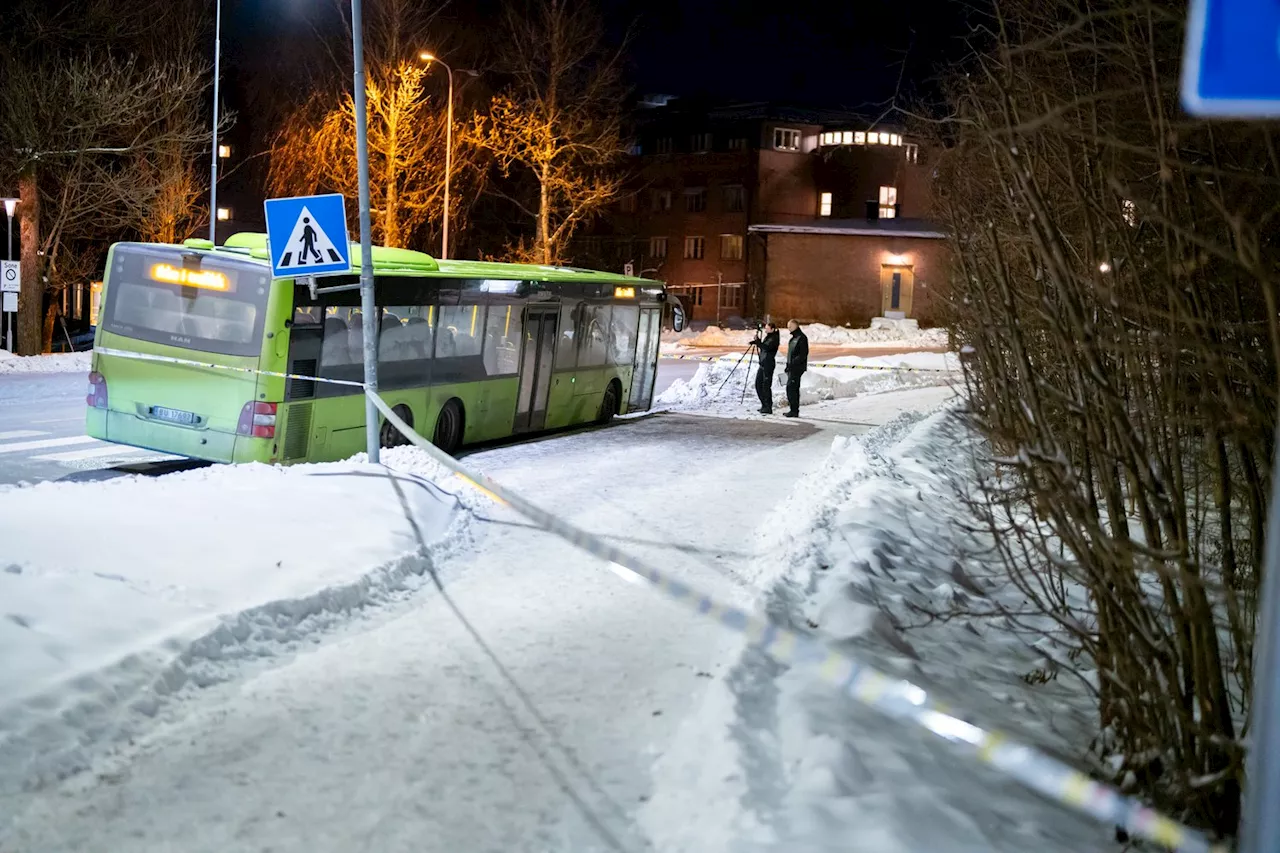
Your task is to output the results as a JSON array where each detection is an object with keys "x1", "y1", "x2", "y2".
[
  {"x1": 351, "y1": 0, "x2": 380, "y2": 463},
  {"x1": 208, "y1": 0, "x2": 222, "y2": 245},
  {"x1": 443, "y1": 64, "x2": 453, "y2": 260},
  {"x1": 5, "y1": 211, "x2": 10, "y2": 351},
  {"x1": 1241, "y1": 425, "x2": 1280, "y2": 852}
]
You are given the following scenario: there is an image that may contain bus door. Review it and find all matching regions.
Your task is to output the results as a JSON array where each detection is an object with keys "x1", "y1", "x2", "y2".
[
  {"x1": 628, "y1": 307, "x2": 661, "y2": 411},
  {"x1": 514, "y1": 306, "x2": 558, "y2": 431}
]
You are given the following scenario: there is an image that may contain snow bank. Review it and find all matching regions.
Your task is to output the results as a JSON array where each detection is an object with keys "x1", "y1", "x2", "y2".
[
  {"x1": 654, "y1": 351, "x2": 960, "y2": 417},
  {"x1": 662, "y1": 321, "x2": 950, "y2": 350},
  {"x1": 643, "y1": 404, "x2": 1104, "y2": 852},
  {"x1": 0, "y1": 451, "x2": 470, "y2": 797},
  {"x1": 0, "y1": 349, "x2": 92, "y2": 374}
]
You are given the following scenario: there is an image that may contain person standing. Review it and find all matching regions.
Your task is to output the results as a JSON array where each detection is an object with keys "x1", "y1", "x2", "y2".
[
  {"x1": 783, "y1": 319, "x2": 809, "y2": 418},
  {"x1": 750, "y1": 322, "x2": 780, "y2": 414}
]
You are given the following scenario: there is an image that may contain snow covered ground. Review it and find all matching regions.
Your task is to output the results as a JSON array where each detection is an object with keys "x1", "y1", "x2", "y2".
[
  {"x1": 0, "y1": 350, "x2": 91, "y2": 375},
  {"x1": 2, "y1": 364, "x2": 1128, "y2": 853},
  {"x1": 0, "y1": 458, "x2": 467, "y2": 799},
  {"x1": 642, "y1": 406, "x2": 1107, "y2": 852},
  {"x1": 662, "y1": 321, "x2": 949, "y2": 352},
  {"x1": 654, "y1": 350, "x2": 961, "y2": 419}
]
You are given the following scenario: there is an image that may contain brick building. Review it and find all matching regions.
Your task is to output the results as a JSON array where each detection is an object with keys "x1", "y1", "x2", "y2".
[{"x1": 573, "y1": 97, "x2": 946, "y2": 326}]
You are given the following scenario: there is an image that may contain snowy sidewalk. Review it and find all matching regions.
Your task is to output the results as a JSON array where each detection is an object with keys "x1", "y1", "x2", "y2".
[{"x1": 3, "y1": 408, "x2": 883, "y2": 852}]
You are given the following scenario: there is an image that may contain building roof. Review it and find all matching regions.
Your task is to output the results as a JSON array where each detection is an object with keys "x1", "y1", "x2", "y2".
[
  {"x1": 748, "y1": 218, "x2": 948, "y2": 239},
  {"x1": 634, "y1": 97, "x2": 873, "y2": 128}
]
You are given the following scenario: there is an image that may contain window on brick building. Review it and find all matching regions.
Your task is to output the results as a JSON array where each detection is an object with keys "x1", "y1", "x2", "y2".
[
  {"x1": 819, "y1": 192, "x2": 833, "y2": 217},
  {"x1": 720, "y1": 234, "x2": 743, "y2": 261},
  {"x1": 618, "y1": 194, "x2": 636, "y2": 213},
  {"x1": 773, "y1": 128, "x2": 801, "y2": 151},
  {"x1": 690, "y1": 132, "x2": 712, "y2": 152},
  {"x1": 649, "y1": 236, "x2": 668, "y2": 259},
  {"x1": 655, "y1": 137, "x2": 673, "y2": 154},
  {"x1": 652, "y1": 189, "x2": 672, "y2": 212},
  {"x1": 684, "y1": 236, "x2": 705, "y2": 260},
  {"x1": 721, "y1": 285, "x2": 743, "y2": 310},
  {"x1": 728, "y1": 137, "x2": 748, "y2": 151},
  {"x1": 879, "y1": 186, "x2": 898, "y2": 219},
  {"x1": 684, "y1": 187, "x2": 707, "y2": 213},
  {"x1": 723, "y1": 184, "x2": 745, "y2": 213}
]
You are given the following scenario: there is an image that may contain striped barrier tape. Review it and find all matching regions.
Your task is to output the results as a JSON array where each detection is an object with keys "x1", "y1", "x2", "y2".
[
  {"x1": 88, "y1": 346, "x2": 1224, "y2": 852},
  {"x1": 660, "y1": 353, "x2": 955, "y2": 373}
]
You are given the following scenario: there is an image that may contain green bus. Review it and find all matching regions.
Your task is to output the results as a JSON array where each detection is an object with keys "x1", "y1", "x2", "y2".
[{"x1": 86, "y1": 232, "x2": 682, "y2": 463}]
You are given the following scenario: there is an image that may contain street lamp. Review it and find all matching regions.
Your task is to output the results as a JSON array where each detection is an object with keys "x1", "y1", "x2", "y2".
[
  {"x1": 2, "y1": 198, "x2": 16, "y2": 262},
  {"x1": 208, "y1": 0, "x2": 223, "y2": 245},
  {"x1": 419, "y1": 53, "x2": 478, "y2": 261}
]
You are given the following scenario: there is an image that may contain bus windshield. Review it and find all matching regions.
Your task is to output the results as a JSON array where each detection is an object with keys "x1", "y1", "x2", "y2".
[{"x1": 102, "y1": 246, "x2": 270, "y2": 357}]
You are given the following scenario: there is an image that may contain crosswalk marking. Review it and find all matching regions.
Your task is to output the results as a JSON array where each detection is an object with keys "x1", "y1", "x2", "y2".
[
  {"x1": 0, "y1": 435, "x2": 96, "y2": 455},
  {"x1": 31, "y1": 443, "x2": 154, "y2": 463},
  {"x1": 0, "y1": 429, "x2": 47, "y2": 441}
]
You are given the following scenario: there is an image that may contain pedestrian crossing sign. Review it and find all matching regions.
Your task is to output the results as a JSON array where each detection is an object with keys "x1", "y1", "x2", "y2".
[{"x1": 263, "y1": 193, "x2": 352, "y2": 279}]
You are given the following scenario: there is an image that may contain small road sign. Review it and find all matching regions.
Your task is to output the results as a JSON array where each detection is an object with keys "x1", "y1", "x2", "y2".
[
  {"x1": 1182, "y1": 0, "x2": 1280, "y2": 116},
  {"x1": 1, "y1": 261, "x2": 19, "y2": 293},
  {"x1": 623, "y1": 261, "x2": 634, "y2": 277},
  {"x1": 262, "y1": 193, "x2": 352, "y2": 279}
]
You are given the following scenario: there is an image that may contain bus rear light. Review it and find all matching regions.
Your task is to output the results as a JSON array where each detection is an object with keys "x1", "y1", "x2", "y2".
[
  {"x1": 86, "y1": 371, "x2": 108, "y2": 409},
  {"x1": 237, "y1": 401, "x2": 277, "y2": 439}
]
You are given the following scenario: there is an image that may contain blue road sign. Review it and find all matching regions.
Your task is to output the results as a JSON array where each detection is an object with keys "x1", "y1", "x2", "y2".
[
  {"x1": 1182, "y1": 0, "x2": 1280, "y2": 116},
  {"x1": 263, "y1": 193, "x2": 352, "y2": 278}
]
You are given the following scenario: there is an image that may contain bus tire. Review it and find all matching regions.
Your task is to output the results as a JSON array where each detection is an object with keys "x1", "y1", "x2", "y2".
[
  {"x1": 433, "y1": 399, "x2": 465, "y2": 455},
  {"x1": 380, "y1": 404, "x2": 413, "y2": 449},
  {"x1": 597, "y1": 380, "x2": 621, "y2": 425}
]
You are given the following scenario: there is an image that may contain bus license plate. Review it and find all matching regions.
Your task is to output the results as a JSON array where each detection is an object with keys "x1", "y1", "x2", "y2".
[{"x1": 150, "y1": 406, "x2": 198, "y2": 425}]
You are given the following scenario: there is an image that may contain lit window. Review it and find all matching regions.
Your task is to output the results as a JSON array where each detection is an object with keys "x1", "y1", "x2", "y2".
[
  {"x1": 879, "y1": 186, "x2": 897, "y2": 218},
  {"x1": 905, "y1": 143, "x2": 919, "y2": 164},
  {"x1": 217, "y1": 144, "x2": 231, "y2": 158},
  {"x1": 691, "y1": 132, "x2": 712, "y2": 152},
  {"x1": 650, "y1": 236, "x2": 668, "y2": 259},
  {"x1": 684, "y1": 187, "x2": 707, "y2": 213},
  {"x1": 720, "y1": 234, "x2": 743, "y2": 261},
  {"x1": 842, "y1": 131, "x2": 853, "y2": 144},
  {"x1": 216, "y1": 207, "x2": 232, "y2": 221},
  {"x1": 868, "y1": 132, "x2": 880, "y2": 144},
  {"x1": 684, "y1": 236, "x2": 705, "y2": 260},
  {"x1": 821, "y1": 132, "x2": 834, "y2": 145},
  {"x1": 855, "y1": 131, "x2": 866, "y2": 144},
  {"x1": 890, "y1": 134, "x2": 901, "y2": 146},
  {"x1": 773, "y1": 128, "x2": 801, "y2": 151},
  {"x1": 819, "y1": 192, "x2": 833, "y2": 217}
]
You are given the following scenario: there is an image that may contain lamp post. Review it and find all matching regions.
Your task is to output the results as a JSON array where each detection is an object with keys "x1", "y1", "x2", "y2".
[
  {"x1": 352, "y1": 0, "x2": 380, "y2": 462},
  {"x1": 419, "y1": 54, "x2": 478, "y2": 261},
  {"x1": 208, "y1": 0, "x2": 223, "y2": 244},
  {"x1": 2, "y1": 198, "x2": 16, "y2": 352}
]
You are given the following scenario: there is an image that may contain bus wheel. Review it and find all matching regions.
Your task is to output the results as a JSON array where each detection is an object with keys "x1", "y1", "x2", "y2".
[
  {"x1": 597, "y1": 380, "x2": 621, "y2": 425},
  {"x1": 380, "y1": 405, "x2": 413, "y2": 449},
  {"x1": 433, "y1": 400, "x2": 464, "y2": 455}
]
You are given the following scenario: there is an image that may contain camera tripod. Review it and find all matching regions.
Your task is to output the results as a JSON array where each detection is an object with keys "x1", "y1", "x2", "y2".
[{"x1": 713, "y1": 338, "x2": 759, "y2": 403}]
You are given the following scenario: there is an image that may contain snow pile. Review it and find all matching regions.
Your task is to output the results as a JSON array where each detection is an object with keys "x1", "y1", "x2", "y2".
[
  {"x1": 654, "y1": 351, "x2": 960, "y2": 417},
  {"x1": 0, "y1": 452, "x2": 471, "y2": 798},
  {"x1": 0, "y1": 349, "x2": 92, "y2": 374},
  {"x1": 643, "y1": 406, "x2": 1105, "y2": 852},
  {"x1": 662, "y1": 322, "x2": 950, "y2": 351}
]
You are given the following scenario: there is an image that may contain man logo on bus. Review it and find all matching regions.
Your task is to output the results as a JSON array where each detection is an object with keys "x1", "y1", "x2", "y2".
[{"x1": 300, "y1": 217, "x2": 322, "y2": 264}]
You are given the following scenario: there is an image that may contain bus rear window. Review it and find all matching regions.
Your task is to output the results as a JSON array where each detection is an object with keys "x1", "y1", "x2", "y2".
[{"x1": 102, "y1": 247, "x2": 270, "y2": 357}]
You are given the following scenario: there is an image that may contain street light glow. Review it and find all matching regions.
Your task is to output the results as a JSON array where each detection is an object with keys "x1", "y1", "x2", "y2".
[
  {"x1": 2, "y1": 198, "x2": 16, "y2": 219},
  {"x1": 419, "y1": 51, "x2": 436, "y2": 62},
  {"x1": 1099, "y1": 261, "x2": 1112, "y2": 273}
]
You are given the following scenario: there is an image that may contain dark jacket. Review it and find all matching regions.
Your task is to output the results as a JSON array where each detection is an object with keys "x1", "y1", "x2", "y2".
[
  {"x1": 786, "y1": 327, "x2": 809, "y2": 374},
  {"x1": 752, "y1": 329, "x2": 780, "y2": 370}
]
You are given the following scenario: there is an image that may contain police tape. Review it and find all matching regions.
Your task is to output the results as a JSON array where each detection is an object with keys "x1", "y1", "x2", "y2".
[
  {"x1": 88, "y1": 346, "x2": 1224, "y2": 853},
  {"x1": 660, "y1": 353, "x2": 954, "y2": 373}
]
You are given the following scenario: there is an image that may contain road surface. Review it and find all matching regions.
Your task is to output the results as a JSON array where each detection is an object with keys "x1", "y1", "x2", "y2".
[{"x1": 0, "y1": 359, "x2": 702, "y2": 486}]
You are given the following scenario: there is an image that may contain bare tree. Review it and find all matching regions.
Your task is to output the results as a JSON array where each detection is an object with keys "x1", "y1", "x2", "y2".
[
  {"x1": 467, "y1": 0, "x2": 626, "y2": 265},
  {"x1": 931, "y1": 0, "x2": 1280, "y2": 835},
  {"x1": 0, "y1": 0, "x2": 215, "y2": 353}
]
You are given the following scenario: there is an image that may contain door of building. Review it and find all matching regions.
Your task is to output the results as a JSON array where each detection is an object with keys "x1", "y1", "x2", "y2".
[{"x1": 880, "y1": 265, "x2": 915, "y2": 316}]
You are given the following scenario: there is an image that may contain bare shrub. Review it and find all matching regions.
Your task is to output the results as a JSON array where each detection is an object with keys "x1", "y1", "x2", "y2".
[{"x1": 933, "y1": 0, "x2": 1279, "y2": 835}]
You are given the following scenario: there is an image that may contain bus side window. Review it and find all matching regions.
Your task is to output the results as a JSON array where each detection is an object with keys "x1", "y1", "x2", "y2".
[
  {"x1": 578, "y1": 303, "x2": 611, "y2": 368},
  {"x1": 555, "y1": 303, "x2": 578, "y2": 369},
  {"x1": 609, "y1": 305, "x2": 639, "y2": 364},
  {"x1": 483, "y1": 304, "x2": 521, "y2": 376}
]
